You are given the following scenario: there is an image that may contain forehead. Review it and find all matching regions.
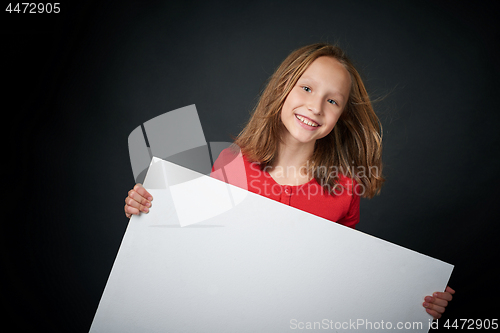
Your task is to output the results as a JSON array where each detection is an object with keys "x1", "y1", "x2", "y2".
[{"x1": 299, "y1": 56, "x2": 352, "y2": 96}]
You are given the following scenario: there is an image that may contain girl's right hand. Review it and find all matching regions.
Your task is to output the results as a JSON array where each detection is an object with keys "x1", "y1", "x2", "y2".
[{"x1": 124, "y1": 183, "x2": 153, "y2": 218}]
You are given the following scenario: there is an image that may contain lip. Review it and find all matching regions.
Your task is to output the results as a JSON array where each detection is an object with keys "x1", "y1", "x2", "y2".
[{"x1": 294, "y1": 113, "x2": 321, "y2": 131}]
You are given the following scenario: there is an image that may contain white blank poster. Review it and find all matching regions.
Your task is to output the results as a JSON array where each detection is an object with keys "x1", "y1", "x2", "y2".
[{"x1": 90, "y1": 157, "x2": 453, "y2": 332}]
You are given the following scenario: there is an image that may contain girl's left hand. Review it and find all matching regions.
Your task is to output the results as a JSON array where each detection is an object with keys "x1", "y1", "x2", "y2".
[{"x1": 423, "y1": 286, "x2": 455, "y2": 319}]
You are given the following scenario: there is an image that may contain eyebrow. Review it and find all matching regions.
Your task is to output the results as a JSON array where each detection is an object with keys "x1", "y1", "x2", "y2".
[{"x1": 298, "y1": 76, "x2": 347, "y2": 101}]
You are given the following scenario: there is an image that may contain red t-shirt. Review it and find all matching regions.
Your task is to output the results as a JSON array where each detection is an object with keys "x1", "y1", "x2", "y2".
[{"x1": 211, "y1": 148, "x2": 360, "y2": 229}]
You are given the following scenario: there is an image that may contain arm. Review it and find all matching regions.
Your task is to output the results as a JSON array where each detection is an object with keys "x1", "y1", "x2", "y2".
[{"x1": 336, "y1": 178, "x2": 361, "y2": 229}]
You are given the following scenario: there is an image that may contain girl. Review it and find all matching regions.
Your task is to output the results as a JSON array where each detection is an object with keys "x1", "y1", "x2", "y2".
[{"x1": 124, "y1": 43, "x2": 454, "y2": 319}]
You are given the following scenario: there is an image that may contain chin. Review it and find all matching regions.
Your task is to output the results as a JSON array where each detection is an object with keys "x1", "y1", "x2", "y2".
[{"x1": 289, "y1": 134, "x2": 318, "y2": 145}]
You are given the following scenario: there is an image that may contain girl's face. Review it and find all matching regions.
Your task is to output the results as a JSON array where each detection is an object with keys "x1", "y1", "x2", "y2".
[{"x1": 280, "y1": 56, "x2": 351, "y2": 146}]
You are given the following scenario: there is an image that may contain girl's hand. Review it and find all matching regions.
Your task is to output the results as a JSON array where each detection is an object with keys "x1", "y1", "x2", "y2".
[
  {"x1": 423, "y1": 286, "x2": 455, "y2": 319},
  {"x1": 124, "y1": 183, "x2": 153, "y2": 218}
]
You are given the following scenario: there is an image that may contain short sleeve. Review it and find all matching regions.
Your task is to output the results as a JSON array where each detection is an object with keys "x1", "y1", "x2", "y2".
[
  {"x1": 210, "y1": 148, "x2": 249, "y2": 191},
  {"x1": 336, "y1": 185, "x2": 361, "y2": 229}
]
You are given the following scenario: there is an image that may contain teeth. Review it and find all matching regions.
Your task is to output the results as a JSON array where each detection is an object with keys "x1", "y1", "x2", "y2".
[{"x1": 295, "y1": 115, "x2": 319, "y2": 127}]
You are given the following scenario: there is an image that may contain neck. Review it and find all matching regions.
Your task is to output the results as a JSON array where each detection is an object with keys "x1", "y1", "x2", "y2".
[
  {"x1": 268, "y1": 138, "x2": 315, "y2": 185},
  {"x1": 273, "y1": 141, "x2": 314, "y2": 169}
]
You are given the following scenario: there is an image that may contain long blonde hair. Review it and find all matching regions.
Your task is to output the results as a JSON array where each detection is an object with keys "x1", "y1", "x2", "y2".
[{"x1": 234, "y1": 43, "x2": 384, "y2": 198}]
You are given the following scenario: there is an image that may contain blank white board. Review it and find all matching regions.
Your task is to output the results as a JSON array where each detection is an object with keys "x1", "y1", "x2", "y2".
[{"x1": 90, "y1": 157, "x2": 453, "y2": 332}]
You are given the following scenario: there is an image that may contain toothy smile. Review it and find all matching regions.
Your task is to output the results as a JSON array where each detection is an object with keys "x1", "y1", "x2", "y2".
[{"x1": 295, "y1": 114, "x2": 320, "y2": 127}]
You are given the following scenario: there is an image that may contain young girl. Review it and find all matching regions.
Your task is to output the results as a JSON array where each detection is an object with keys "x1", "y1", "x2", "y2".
[{"x1": 124, "y1": 43, "x2": 455, "y2": 319}]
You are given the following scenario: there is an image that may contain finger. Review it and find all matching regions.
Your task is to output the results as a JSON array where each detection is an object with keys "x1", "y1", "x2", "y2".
[
  {"x1": 134, "y1": 183, "x2": 153, "y2": 201},
  {"x1": 125, "y1": 196, "x2": 150, "y2": 213},
  {"x1": 124, "y1": 204, "x2": 140, "y2": 217},
  {"x1": 128, "y1": 189, "x2": 152, "y2": 208},
  {"x1": 433, "y1": 291, "x2": 453, "y2": 302},
  {"x1": 445, "y1": 286, "x2": 456, "y2": 294},
  {"x1": 425, "y1": 307, "x2": 442, "y2": 320},
  {"x1": 425, "y1": 296, "x2": 448, "y2": 308},
  {"x1": 423, "y1": 300, "x2": 445, "y2": 315}
]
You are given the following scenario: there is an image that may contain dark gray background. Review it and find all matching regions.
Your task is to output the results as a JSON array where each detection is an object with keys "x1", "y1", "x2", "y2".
[{"x1": 3, "y1": 0, "x2": 499, "y2": 331}]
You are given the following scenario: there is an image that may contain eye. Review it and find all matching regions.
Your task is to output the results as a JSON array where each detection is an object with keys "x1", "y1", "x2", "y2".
[
  {"x1": 302, "y1": 86, "x2": 311, "y2": 92},
  {"x1": 327, "y1": 99, "x2": 337, "y2": 105}
]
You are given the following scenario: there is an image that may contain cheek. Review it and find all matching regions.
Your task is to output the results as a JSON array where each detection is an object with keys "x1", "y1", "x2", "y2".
[
  {"x1": 280, "y1": 95, "x2": 295, "y2": 121},
  {"x1": 279, "y1": 106, "x2": 286, "y2": 124},
  {"x1": 323, "y1": 114, "x2": 342, "y2": 135},
  {"x1": 282, "y1": 89, "x2": 301, "y2": 110}
]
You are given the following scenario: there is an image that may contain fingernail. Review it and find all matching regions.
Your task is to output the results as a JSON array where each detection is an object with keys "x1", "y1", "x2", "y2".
[
  {"x1": 145, "y1": 201, "x2": 151, "y2": 207},
  {"x1": 144, "y1": 207, "x2": 149, "y2": 213},
  {"x1": 425, "y1": 296, "x2": 432, "y2": 302},
  {"x1": 148, "y1": 196, "x2": 153, "y2": 201},
  {"x1": 433, "y1": 292, "x2": 438, "y2": 297},
  {"x1": 423, "y1": 302, "x2": 429, "y2": 307}
]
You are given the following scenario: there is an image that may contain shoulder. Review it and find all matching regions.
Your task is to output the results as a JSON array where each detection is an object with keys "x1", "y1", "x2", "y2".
[
  {"x1": 211, "y1": 146, "x2": 253, "y2": 189},
  {"x1": 333, "y1": 173, "x2": 364, "y2": 198},
  {"x1": 212, "y1": 146, "x2": 249, "y2": 169}
]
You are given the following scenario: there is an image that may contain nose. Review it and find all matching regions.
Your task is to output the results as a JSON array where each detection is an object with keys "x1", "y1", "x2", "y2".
[{"x1": 307, "y1": 97, "x2": 322, "y2": 115}]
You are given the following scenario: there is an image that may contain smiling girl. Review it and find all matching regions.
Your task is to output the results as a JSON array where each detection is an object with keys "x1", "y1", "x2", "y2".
[{"x1": 124, "y1": 43, "x2": 455, "y2": 318}]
